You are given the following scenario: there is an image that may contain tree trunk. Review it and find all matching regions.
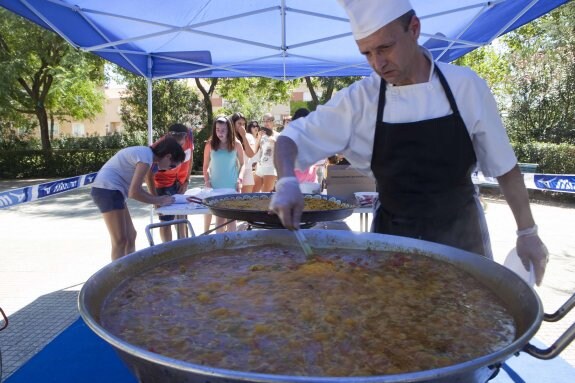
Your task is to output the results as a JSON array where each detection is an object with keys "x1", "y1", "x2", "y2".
[
  {"x1": 49, "y1": 114, "x2": 55, "y2": 141},
  {"x1": 304, "y1": 76, "x2": 319, "y2": 110},
  {"x1": 195, "y1": 78, "x2": 218, "y2": 129},
  {"x1": 37, "y1": 104, "x2": 51, "y2": 151}
]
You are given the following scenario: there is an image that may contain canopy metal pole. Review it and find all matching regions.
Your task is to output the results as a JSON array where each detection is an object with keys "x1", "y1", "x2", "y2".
[
  {"x1": 147, "y1": 56, "x2": 153, "y2": 145},
  {"x1": 147, "y1": 55, "x2": 155, "y2": 233},
  {"x1": 280, "y1": 0, "x2": 287, "y2": 80}
]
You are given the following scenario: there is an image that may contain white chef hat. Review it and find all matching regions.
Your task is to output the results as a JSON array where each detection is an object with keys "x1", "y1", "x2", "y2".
[{"x1": 338, "y1": 0, "x2": 413, "y2": 40}]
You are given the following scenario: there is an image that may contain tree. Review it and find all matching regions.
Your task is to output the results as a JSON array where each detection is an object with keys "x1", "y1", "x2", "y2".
[
  {"x1": 452, "y1": 3, "x2": 575, "y2": 145},
  {"x1": 195, "y1": 78, "x2": 219, "y2": 128},
  {"x1": 454, "y1": 45, "x2": 510, "y2": 103},
  {"x1": 119, "y1": 72, "x2": 204, "y2": 141},
  {"x1": 500, "y1": 2, "x2": 575, "y2": 144},
  {"x1": 216, "y1": 77, "x2": 292, "y2": 121},
  {"x1": 303, "y1": 76, "x2": 362, "y2": 109},
  {"x1": 0, "y1": 8, "x2": 105, "y2": 151}
]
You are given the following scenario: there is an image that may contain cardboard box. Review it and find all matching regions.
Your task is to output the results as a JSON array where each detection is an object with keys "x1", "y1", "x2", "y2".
[{"x1": 326, "y1": 165, "x2": 377, "y2": 203}]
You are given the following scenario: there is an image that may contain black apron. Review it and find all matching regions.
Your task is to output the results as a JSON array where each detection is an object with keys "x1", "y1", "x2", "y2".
[{"x1": 370, "y1": 66, "x2": 488, "y2": 257}]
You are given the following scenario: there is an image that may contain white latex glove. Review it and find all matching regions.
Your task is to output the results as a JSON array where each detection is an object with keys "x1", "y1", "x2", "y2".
[
  {"x1": 515, "y1": 225, "x2": 549, "y2": 286},
  {"x1": 269, "y1": 177, "x2": 304, "y2": 230}
]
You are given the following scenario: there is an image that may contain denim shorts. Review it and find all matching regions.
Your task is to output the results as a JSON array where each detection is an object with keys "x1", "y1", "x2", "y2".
[
  {"x1": 157, "y1": 182, "x2": 180, "y2": 221},
  {"x1": 91, "y1": 187, "x2": 126, "y2": 213}
]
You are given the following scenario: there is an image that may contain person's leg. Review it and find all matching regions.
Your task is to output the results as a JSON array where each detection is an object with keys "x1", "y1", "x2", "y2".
[
  {"x1": 157, "y1": 184, "x2": 179, "y2": 242},
  {"x1": 241, "y1": 185, "x2": 254, "y2": 193},
  {"x1": 253, "y1": 175, "x2": 263, "y2": 192},
  {"x1": 214, "y1": 216, "x2": 236, "y2": 233},
  {"x1": 204, "y1": 214, "x2": 212, "y2": 232},
  {"x1": 159, "y1": 225, "x2": 173, "y2": 242},
  {"x1": 175, "y1": 215, "x2": 189, "y2": 238},
  {"x1": 122, "y1": 208, "x2": 137, "y2": 255},
  {"x1": 261, "y1": 175, "x2": 277, "y2": 192},
  {"x1": 215, "y1": 216, "x2": 226, "y2": 233},
  {"x1": 101, "y1": 208, "x2": 132, "y2": 261}
]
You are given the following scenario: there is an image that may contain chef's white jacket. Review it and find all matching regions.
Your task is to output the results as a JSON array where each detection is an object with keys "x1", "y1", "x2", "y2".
[{"x1": 281, "y1": 49, "x2": 517, "y2": 178}]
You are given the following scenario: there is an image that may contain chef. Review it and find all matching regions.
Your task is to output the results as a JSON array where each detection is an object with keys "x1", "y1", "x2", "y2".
[{"x1": 270, "y1": 0, "x2": 549, "y2": 284}]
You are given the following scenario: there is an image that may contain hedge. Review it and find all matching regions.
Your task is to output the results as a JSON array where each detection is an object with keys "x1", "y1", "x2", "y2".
[
  {"x1": 1, "y1": 141, "x2": 574, "y2": 180},
  {"x1": 511, "y1": 142, "x2": 575, "y2": 174},
  {"x1": 0, "y1": 149, "x2": 118, "y2": 179}
]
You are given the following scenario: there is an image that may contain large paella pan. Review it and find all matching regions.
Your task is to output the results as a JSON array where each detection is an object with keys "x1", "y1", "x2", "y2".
[{"x1": 78, "y1": 230, "x2": 575, "y2": 383}]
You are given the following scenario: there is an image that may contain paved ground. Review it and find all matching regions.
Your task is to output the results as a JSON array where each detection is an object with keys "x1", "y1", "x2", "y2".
[{"x1": 0, "y1": 176, "x2": 574, "y2": 381}]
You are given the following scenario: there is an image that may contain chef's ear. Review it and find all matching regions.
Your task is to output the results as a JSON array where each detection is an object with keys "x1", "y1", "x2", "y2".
[{"x1": 407, "y1": 14, "x2": 421, "y2": 39}]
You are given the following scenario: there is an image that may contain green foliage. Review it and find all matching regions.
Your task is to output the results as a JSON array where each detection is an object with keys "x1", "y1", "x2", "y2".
[
  {"x1": 217, "y1": 78, "x2": 293, "y2": 121},
  {"x1": 501, "y1": 2, "x2": 575, "y2": 145},
  {"x1": 0, "y1": 131, "x2": 150, "y2": 178},
  {"x1": 52, "y1": 132, "x2": 146, "y2": 150},
  {"x1": 454, "y1": 3, "x2": 575, "y2": 147},
  {"x1": 290, "y1": 100, "x2": 316, "y2": 113},
  {"x1": 0, "y1": 121, "x2": 39, "y2": 150},
  {"x1": 192, "y1": 127, "x2": 212, "y2": 172},
  {"x1": 302, "y1": 76, "x2": 362, "y2": 108},
  {"x1": 0, "y1": 149, "x2": 119, "y2": 179},
  {"x1": 511, "y1": 142, "x2": 575, "y2": 174},
  {"x1": 0, "y1": 8, "x2": 105, "y2": 150},
  {"x1": 454, "y1": 46, "x2": 510, "y2": 101},
  {"x1": 47, "y1": 51, "x2": 106, "y2": 120},
  {"x1": 118, "y1": 71, "x2": 205, "y2": 141}
]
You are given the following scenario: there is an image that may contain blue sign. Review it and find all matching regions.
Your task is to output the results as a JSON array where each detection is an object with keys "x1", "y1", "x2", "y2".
[
  {"x1": 534, "y1": 175, "x2": 575, "y2": 193},
  {"x1": 0, "y1": 187, "x2": 30, "y2": 208},
  {"x1": 0, "y1": 172, "x2": 99, "y2": 209},
  {"x1": 37, "y1": 176, "x2": 82, "y2": 198}
]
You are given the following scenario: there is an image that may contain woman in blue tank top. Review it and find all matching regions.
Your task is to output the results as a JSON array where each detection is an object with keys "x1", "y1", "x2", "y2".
[{"x1": 202, "y1": 116, "x2": 244, "y2": 232}]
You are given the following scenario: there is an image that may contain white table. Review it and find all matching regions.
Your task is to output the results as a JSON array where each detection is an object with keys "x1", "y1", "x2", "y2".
[
  {"x1": 155, "y1": 202, "x2": 209, "y2": 216},
  {"x1": 156, "y1": 203, "x2": 373, "y2": 232}
]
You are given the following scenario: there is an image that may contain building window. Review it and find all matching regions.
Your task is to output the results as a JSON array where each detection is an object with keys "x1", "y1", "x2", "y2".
[{"x1": 72, "y1": 123, "x2": 85, "y2": 137}]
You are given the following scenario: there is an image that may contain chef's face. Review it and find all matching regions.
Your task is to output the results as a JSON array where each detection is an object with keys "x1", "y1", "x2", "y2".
[{"x1": 357, "y1": 14, "x2": 421, "y2": 86}]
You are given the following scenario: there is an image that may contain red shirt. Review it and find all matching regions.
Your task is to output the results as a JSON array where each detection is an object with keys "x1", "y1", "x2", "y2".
[{"x1": 153, "y1": 131, "x2": 194, "y2": 188}]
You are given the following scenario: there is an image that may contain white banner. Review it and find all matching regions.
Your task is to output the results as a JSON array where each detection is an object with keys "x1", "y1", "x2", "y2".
[
  {"x1": 0, "y1": 172, "x2": 98, "y2": 209},
  {"x1": 472, "y1": 171, "x2": 575, "y2": 194}
]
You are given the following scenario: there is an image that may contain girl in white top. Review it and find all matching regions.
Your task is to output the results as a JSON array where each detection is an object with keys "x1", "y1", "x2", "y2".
[
  {"x1": 253, "y1": 113, "x2": 278, "y2": 192},
  {"x1": 231, "y1": 112, "x2": 260, "y2": 193},
  {"x1": 91, "y1": 137, "x2": 185, "y2": 261}
]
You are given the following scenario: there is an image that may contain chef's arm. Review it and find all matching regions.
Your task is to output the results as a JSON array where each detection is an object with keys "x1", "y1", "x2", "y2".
[
  {"x1": 270, "y1": 136, "x2": 304, "y2": 230},
  {"x1": 274, "y1": 136, "x2": 298, "y2": 178},
  {"x1": 497, "y1": 164, "x2": 548, "y2": 285}
]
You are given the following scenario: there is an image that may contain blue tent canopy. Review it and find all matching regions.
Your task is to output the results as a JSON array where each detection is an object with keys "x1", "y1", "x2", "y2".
[{"x1": 0, "y1": 0, "x2": 569, "y2": 81}]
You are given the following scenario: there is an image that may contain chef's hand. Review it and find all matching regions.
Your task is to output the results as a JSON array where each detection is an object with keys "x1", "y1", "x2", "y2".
[
  {"x1": 156, "y1": 195, "x2": 175, "y2": 207},
  {"x1": 515, "y1": 226, "x2": 549, "y2": 286},
  {"x1": 269, "y1": 177, "x2": 303, "y2": 230}
]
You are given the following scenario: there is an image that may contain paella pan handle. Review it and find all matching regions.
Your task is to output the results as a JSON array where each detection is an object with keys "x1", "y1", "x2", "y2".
[
  {"x1": 522, "y1": 292, "x2": 575, "y2": 360},
  {"x1": 186, "y1": 196, "x2": 208, "y2": 206}
]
